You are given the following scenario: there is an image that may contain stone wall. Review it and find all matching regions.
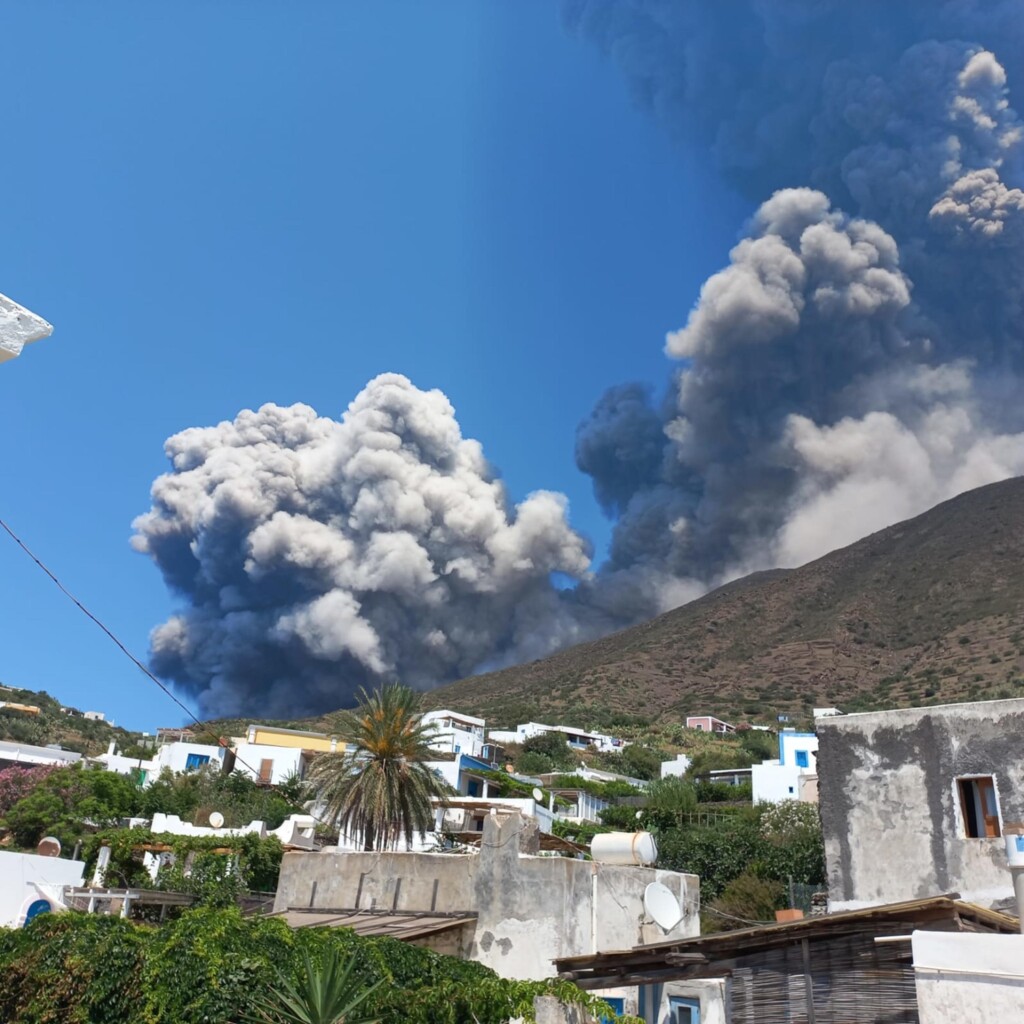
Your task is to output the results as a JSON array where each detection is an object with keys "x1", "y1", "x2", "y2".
[
  {"x1": 818, "y1": 698, "x2": 1024, "y2": 910},
  {"x1": 274, "y1": 813, "x2": 699, "y2": 979}
]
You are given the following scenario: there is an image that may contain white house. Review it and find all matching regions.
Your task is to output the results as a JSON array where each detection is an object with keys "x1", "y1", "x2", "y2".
[
  {"x1": 152, "y1": 739, "x2": 231, "y2": 776},
  {"x1": 94, "y1": 741, "x2": 156, "y2": 785},
  {"x1": 660, "y1": 753, "x2": 693, "y2": 779},
  {"x1": 421, "y1": 709, "x2": 486, "y2": 758},
  {"x1": 231, "y1": 724, "x2": 342, "y2": 786},
  {"x1": 0, "y1": 740, "x2": 82, "y2": 769},
  {"x1": 0, "y1": 850, "x2": 85, "y2": 928},
  {"x1": 751, "y1": 730, "x2": 819, "y2": 804},
  {"x1": 486, "y1": 721, "x2": 621, "y2": 753},
  {"x1": 0, "y1": 293, "x2": 52, "y2": 365}
]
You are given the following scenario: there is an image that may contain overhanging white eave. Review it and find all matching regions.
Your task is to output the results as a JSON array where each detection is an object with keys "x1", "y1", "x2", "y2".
[{"x1": 0, "y1": 293, "x2": 53, "y2": 364}]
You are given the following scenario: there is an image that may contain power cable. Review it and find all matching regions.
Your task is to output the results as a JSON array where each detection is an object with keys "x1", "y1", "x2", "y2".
[{"x1": 0, "y1": 515, "x2": 298, "y2": 788}]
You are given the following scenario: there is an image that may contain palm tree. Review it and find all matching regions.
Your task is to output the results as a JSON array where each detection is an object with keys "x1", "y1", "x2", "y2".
[
  {"x1": 244, "y1": 946, "x2": 382, "y2": 1024},
  {"x1": 306, "y1": 683, "x2": 451, "y2": 851}
]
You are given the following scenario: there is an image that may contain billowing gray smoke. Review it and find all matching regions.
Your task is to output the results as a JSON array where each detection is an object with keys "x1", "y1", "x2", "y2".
[
  {"x1": 138, "y1": 2, "x2": 1024, "y2": 715},
  {"x1": 133, "y1": 375, "x2": 593, "y2": 716},
  {"x1": 569, "y1": 0, "x2": 1024, "y2": 619}
]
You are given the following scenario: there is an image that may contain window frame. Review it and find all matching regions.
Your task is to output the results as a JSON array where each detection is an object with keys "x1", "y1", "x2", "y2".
[
  {"x1": 955, "y1": 774, "x2": 1002, "y2": 839},
  {"x1": 668, "y1": 995, "x2": 701, "y2": 1024}
]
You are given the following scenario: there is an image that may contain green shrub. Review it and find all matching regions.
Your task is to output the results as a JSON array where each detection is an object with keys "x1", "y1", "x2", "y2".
[{"x1": 0, "y1": 909, "x2": 621, "y2": 1024}]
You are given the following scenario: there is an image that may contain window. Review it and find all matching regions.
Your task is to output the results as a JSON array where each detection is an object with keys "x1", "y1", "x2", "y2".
[
  {"x1": 795, "y1": 750, "x2": 809, "y2": 768},
  {"x1": 184, "y1": 753, "x2": 210, "y2": 771},
  {"x1": 467, "y1": 779, "x2": 481, "y2": 797},
  {"x1": 669, "y1": 996, "x2": 700, "y2": 1024},
  {"x1": 957, "y1": 776, "x2": 1001, "y2": 838}
]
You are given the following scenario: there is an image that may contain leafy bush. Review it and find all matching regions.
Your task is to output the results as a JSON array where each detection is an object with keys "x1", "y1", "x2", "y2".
[
  {"x1": 0, "y1": 764, "x2": 143, "y2": 850},
  {"x1": 0, "y1": 765, "x2": 57, "y2": 817},
  {"x1": 652, "y1": 800, "x2": 825, "y2": 904},
  {"x1": 703, "y1": 871, "x2": 784, "y2": 933},
  {"x1": 519, "y1": 731, "x2": 579, "y2": 771},
  {"x1": 617, "y1": 743, "x2": 663, "y2": 781},
  {"x1": 0, "y1": 909, "x2": 621, "y2": 1024}
]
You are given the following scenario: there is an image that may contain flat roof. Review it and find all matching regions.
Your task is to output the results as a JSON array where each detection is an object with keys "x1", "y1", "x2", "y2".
[
  {"x1": 273, "y1": 907, "x2": 476, "y2": 940},
  {"x1": 424, "y1": 709, "x2": 486, "y2": 726},
  {"x1": 246, "y1": 723, "x2": 334, "y2": 740},
  {"x1": 0, "y1": 740, "x2": 82, "y2": 761}
]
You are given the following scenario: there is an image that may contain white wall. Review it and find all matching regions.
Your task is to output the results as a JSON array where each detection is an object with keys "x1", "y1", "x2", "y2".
[
  {"x1": 913, "y1": 930, "x2": 1024, "y2": 1023},
  {"x1": 0, "y1": 741, "x2": 82, "y2": 768},
  {"x1": 153, "y1": 741, "x2": 228, "y2": 775},
  {"x1": 0, "y1": 851, "x2": 84, "y2": 928},
  {"x1": 753, "y1": 733, "x2": 818, "y2": 804},
  {"x1": 233, "y1": 742, "x2": 304, "y2": 784},
  {"x1": 661, "y1": 754, "x2": 692, "y2": 779},
  {"x1": 422, "y1": 711, "x2": 486, "y2": 758},
  {"x1": 655, "y1": 979, "x2": 727, "y2": 1024}
]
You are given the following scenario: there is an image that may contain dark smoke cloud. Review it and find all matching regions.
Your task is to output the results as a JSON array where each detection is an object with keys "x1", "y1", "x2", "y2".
[
  {"x1": 139, "y1": 2, "x2": 1024, "y2": 715},
  {"x1": 569, "y1": 0, "x2": 1024, "y2": 618},
  {"x1": 133, "y1": 375, "x2": 594, "y2": 716}
]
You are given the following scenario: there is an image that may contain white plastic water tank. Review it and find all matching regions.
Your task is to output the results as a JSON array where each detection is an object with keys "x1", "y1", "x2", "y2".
[
  {"x1": 590, "y1": 831, "x2": 658, "y2": 866},
  {"x1": 1006, "y1": 832, "x2": 1024, "y2": 868}
]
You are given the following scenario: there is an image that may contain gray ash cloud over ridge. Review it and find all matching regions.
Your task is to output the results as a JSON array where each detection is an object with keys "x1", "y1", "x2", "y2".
[{"x1": 136, "y1": 2, "x2": 1024, "y2": 716}]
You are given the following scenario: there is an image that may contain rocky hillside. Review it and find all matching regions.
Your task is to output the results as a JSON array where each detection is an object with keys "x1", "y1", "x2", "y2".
[{"x1": 420, "y1": 477, "x2": 1024, "y2": 727}]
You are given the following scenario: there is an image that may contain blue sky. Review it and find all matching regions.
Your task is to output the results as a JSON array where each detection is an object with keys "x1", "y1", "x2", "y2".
[{"x1": 1, "y1": 1, "x2": 748, "y2": 730}]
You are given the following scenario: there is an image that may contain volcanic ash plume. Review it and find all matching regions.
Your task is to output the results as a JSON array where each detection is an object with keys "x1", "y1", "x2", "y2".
[
  {"x1": 139, "y1": 2, "x2": 1024, "y2": 714},
  {"x1": 132, "y1": 374, "x2": 592, "y2": 716},
  {"x1": 569, "y1": 1, "x2": 1024, "y2": 619}
]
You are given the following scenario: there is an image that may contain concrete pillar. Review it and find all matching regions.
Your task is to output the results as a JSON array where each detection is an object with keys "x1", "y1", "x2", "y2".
[{"x1": 92, "y1": 846, "x2": 111, "y2": 887}]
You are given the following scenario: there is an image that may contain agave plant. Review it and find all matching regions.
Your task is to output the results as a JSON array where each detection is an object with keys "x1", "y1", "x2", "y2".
[{"x1": 244, "y1": 946, "x2": 383, "y2": 1024}]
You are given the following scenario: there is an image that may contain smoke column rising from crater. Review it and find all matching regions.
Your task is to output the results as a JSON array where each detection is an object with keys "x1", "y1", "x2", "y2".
[{"x1": 137, "y1": 2, "x2": 1024, "y2": 715}]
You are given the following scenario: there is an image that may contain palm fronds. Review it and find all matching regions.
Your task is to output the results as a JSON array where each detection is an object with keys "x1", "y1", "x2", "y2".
[{"x1": 306, "y1": 683, "x2": 452, "y2": 851}]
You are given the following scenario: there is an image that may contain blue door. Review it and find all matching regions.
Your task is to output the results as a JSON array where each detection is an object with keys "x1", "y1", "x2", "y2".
[{"x1": 23, "y1": 899, "x2": 51, "y2": 926}]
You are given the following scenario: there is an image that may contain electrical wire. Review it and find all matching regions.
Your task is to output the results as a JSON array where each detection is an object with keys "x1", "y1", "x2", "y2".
[{"x1": 0, "y1": 514, "x2": 305, "y2": 792}]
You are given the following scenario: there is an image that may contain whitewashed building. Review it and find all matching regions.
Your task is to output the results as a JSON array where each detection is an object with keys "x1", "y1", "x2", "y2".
[
  {"x1": 486, "y1": 721, "x2": 622, "y2": 753},
  {"x1": 421, "y1": 709, "x2": 486, "y2": 758},
  {"x1": 751, "y1": 730, "x2": 819, "y2": 804}
]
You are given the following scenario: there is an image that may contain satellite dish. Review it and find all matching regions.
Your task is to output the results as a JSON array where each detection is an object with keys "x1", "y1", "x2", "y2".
[
  {"x1": 208, "y1": 811, "x2": 224, "y2": 828},
  {"x1": 644, "y1": 881, "x2": 683, "y2": 932},
  {"x1": 36, "y1": 836, "x2": 61, "y2": 858},
  {"x1": 532, "y1": 788, "x2": 545, "y2": 803}
]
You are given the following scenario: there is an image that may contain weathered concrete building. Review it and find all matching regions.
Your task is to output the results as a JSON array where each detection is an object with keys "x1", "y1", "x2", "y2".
[
  {"x1": 817, "y1": 697, "x2": 1024, "y2": 911},
  {"x1": 273, "y1": 812, "x2": 699, "y2": 987}
]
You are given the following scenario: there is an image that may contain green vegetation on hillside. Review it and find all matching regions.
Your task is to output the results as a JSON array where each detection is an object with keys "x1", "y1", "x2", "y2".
[
  {"x1": 0, "y1": 684, "x2": 134, "y2": 756},
  {"x1": 414, "y1": 478, "x2": 1024, "y2": 726}
]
